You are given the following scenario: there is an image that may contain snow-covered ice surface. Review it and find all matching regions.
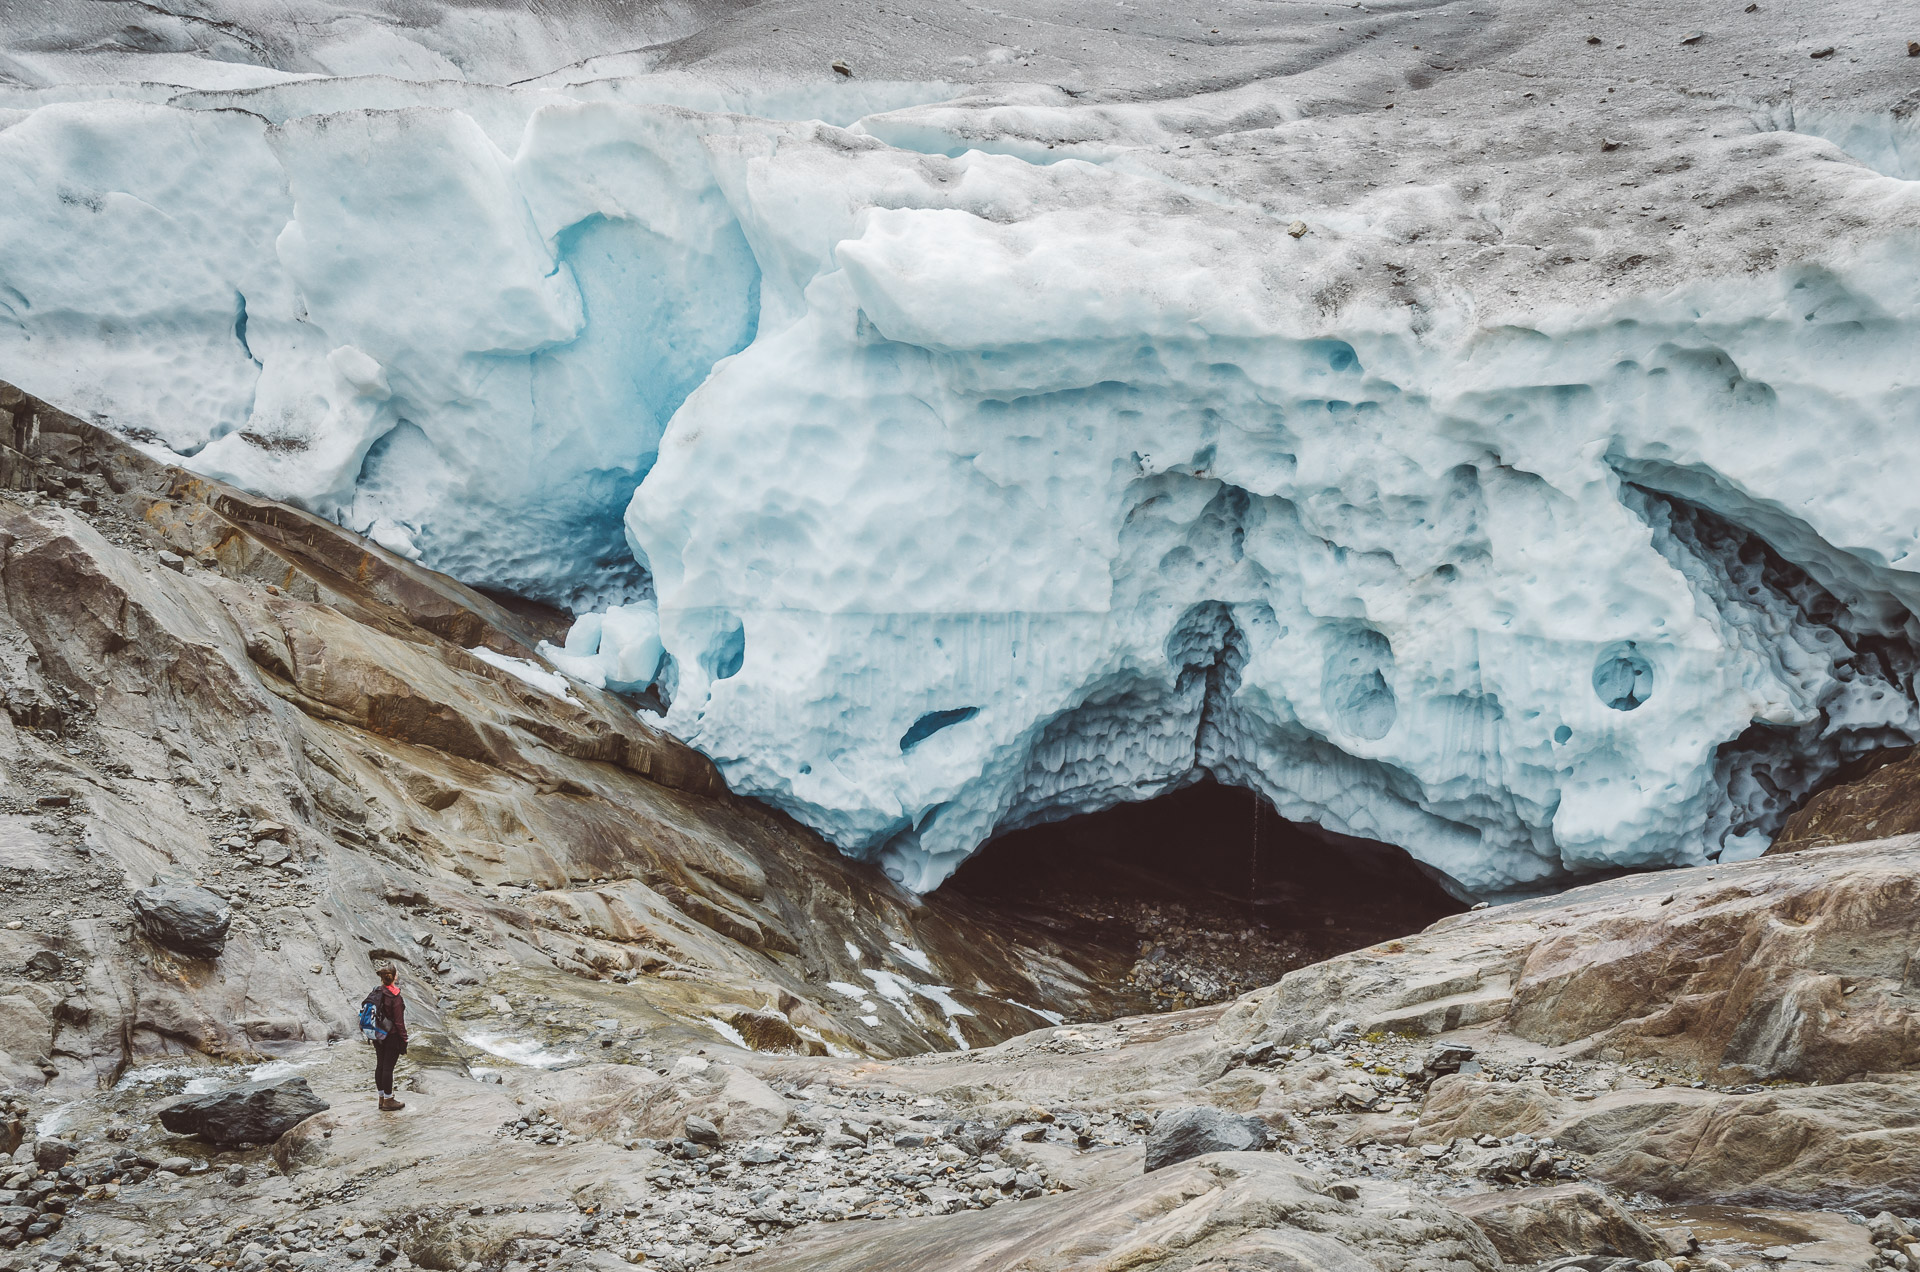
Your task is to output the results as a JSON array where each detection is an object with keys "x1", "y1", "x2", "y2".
[{"x1": 3, "y1": 0, "x2": 1919, "y2": 895}]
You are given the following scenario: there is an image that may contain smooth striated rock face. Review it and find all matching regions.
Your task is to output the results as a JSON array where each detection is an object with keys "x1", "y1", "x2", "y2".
[
  {"x1": 1415, "y1": 1077, "x2": 1920, "y2": 1212},
  {"x1": 127, "y1": 886, "x2": 230, "y2": 959},
  {"x1": 733, "y1": 1152, "x2": 1499, "y2": 1272},
  {"x1": 1220, "y1": 838, "x2": 1920, "y2": 1084},
  {"x1": 158, "y1": 1076, "x2": 329, "y2": 1146},
  {"x1": 1770, "y1": 748, "x2": 1920, "y2": 853},
  {"x1": 1145, "y1": 1105, "x2": 1269, "y2": 1172},
  {"x1": 1448, "y1": 1185, "x2": 1669, "y2": 1264}
]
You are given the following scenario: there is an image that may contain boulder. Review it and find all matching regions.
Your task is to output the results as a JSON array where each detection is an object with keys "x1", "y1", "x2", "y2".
[
  {"x1": 683, "y1": 1114, "x2": 721, "y2": 1146},
  {"x1": 1449, "y1": 1184, "x2": 1669, "y2": 1263},
  {"x1": 129, "y1": 886, "x2": 231, "y2": 958},
  {"x1": 157, "y1": 1076, "x2": 329, "y2": 1146},
  {"x1": 711, "y1": 1065, "x2": 791, "y2": 1139},
  {"x1": 1144, "y1": 1106, "x2": 1268, "y2": 1172}
]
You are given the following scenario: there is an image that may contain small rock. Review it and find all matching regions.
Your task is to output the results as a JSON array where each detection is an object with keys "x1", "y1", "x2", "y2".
[
  {"x1": 1329, "y1": 1181, "x2": 1362, "y2": 1200},
  {"x1": 1809, "y1": 46, "x2": 1836, "y2": 57},
  {"x1": 1760, "y1": 1248, "x2": 1792, "y2": 1262},
  {"x1": 32, "y1": 1139, "x2": 71, "y2": 1170},
  {"x1": 1336, "y1": 1084, "x2": 1383, "y2": 1111},
  {"x1": 1287, "y1": 220, "x2": 1308, "y2": 238},
  {"x1": 248, "y1": 821, "x2": 288, "y2": 842},
  {"x1": 1601, "y1": 138, "x2": 1624, "y2": 152},
  {"x1": 1679, "y1": 30, "x2": 1703, "y2": 43},
  {"x1": 684, "y1": 1115, "x2": 722, "y2": 1146},
  {"x1": 1425, "y1": 1042, "x2": 1476, "y2": 1075},
  {"x1": 1909, "y1": 40, "x2": 1919, "y2": 56},
  {"x1": 157, "y1": 551, "x2": 185, "y2": 571},
  {"x1": 32, "y1": 795, "x2": 71, "y2": 809},
  {"x1": 831, "y1": 59, "x2": 852, "y2": 76},
  {"x1": 23, "y1": 951, "x2": 63, "y2": 975},
  {"x1": 157, "y1": 1156, "x2": 194, "y2": 1175},
  {"x1": 1144, "y1": 1106, "x2": 1268, "y2": 1172},
  {"x1": 950, "y1": 1121, "x2": 1004, "y2": 1155}
]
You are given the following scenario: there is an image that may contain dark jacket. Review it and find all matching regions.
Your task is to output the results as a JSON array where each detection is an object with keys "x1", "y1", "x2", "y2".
[{"x1": 378, "y1": 984, "x2": 408, "y2": 1048}]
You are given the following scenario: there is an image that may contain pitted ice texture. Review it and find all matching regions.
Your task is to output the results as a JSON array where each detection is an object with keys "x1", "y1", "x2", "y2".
[{"x1": 2, "y1": 0, "x2": 1916, "y2": 893}]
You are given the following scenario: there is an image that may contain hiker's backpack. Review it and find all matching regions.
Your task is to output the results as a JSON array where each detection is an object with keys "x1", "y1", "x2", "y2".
[{"x1": 359, "y1": 988, "x2": 392, "y2": 1042}]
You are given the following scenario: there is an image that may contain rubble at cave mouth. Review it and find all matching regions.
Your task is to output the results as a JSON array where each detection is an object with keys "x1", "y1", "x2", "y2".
[{"x1": 947, "y1": 779, "x2": 1467, "y2": 1014}]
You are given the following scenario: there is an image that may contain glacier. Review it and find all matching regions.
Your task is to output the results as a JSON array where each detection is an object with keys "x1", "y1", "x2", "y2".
[{"x1": 2, "y1": 0, "x2": 1918, "y2": 895}]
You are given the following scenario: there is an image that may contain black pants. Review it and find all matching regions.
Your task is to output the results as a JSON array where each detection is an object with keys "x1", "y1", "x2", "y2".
[{"x1": 374, "y1": 1041, "x2": 405, "y2": 1096}]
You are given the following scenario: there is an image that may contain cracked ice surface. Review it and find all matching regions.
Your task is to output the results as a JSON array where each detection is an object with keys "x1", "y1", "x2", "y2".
[{"x1": 2, "y1": 0, "x2": 1919, "y2": 894}]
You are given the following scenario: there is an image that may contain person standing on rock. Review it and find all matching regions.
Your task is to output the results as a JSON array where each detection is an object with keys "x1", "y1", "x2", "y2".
[{"x1": 360, "y1": 964, "x2": 408, "y2": 1112}]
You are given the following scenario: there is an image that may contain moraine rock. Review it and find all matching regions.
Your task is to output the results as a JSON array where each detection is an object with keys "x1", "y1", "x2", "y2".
[
  {"x1": 1144, "y1": 1106, "x2": 1268, "y2": 1172},
  {"x1": 128, "y1": 886, "x2": 231, "y2": 959},
  {"x1": 1449, "y1": 1185, "x2": 1669, "y2": 1264},
  {"x1": 158, "y1": 1076, "x2": 329, "y2": 1146}
]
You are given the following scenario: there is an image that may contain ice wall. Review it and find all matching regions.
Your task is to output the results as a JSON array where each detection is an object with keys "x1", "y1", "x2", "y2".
[{"x1": 3, "y1": 74, "x2": 1918, "y2": 895}]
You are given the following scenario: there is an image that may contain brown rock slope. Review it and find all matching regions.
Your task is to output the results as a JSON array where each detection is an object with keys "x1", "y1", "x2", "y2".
[
  {"x1": 1770, "y1": 747, "x2": 1920, "y2": 854},
  {"x1": 0, "y1": 378, "x2": 1141, "y2": 1092}
]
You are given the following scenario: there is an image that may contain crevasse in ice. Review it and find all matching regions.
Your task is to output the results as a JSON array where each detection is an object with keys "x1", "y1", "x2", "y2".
[{"x1": 3, "y1": 73, "x2": 1918, "y2": 894}]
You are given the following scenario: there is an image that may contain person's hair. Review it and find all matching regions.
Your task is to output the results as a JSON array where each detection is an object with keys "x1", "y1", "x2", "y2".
[{"x1": 376, "y1": 964, "x2": 397, "y2": 984}]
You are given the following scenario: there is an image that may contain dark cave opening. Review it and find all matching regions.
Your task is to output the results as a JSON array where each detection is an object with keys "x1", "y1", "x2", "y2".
[{"x1": 946, "y1": 779, "x2": 1467, "y2": 1013}]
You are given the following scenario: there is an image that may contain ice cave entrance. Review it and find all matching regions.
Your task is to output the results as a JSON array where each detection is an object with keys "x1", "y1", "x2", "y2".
[{"x1": 947, "y1": 780, "x2": 1466, "y2": 1012}]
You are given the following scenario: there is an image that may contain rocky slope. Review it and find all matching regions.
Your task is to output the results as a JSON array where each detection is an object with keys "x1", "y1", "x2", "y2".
[
  {"x1": 0, "y1": 376, "x2": 1164, "y2": 1094},
  {"x1": 7, "y1": 821, "x2": 1914, "y2": 1272}
]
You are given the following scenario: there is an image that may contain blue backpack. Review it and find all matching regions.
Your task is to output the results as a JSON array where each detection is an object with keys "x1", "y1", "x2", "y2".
[{"x1": 359, "y1": 988, "x2": 392, "y2": 1042}]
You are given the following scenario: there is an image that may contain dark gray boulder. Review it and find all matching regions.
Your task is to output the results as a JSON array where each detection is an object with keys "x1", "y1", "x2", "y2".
[
  {"x1": 129, "y1": 886, "x2": 230, "y2": 958},
  {"x1": 158, "y1": 1077, "x2": 329, "y2": 1146},
  {"x1": 1145, "y1": 1105, "x2": 1269, "y2": 1172},
  {"x1": 949, "y1": 1120, "x2": 1006, "y2": 1156}
]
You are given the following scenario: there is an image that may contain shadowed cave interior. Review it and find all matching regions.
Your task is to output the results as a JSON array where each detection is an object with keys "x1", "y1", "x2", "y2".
[{"x1": 947, "y1": 779, "x2": 1467, "y2": 1013}]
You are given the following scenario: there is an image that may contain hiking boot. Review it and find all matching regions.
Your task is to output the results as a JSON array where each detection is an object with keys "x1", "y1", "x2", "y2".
[{"x1": 379, "y1": 1096, "x2": 406, "y2": 1111}]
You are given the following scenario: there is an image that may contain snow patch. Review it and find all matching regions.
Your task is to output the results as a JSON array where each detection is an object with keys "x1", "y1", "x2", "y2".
[
  {"x1": 703, "y1": 1016, "x2": 751, "y2": 1050},
  {"x1": 467, "y1": 646, "x2": 579, "y2": 703},
  {"x1": 1003, "y1": 1000, "x2": 1067, "y2": 1026},
  {"x1": 888, "y1": 942, "x2": 933, "y2": 973}
]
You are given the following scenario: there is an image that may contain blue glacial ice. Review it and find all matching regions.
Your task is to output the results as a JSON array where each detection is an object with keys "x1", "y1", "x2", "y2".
[{"x1": 2, "y1": 62, "x2": 1919, "y2": 896}]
